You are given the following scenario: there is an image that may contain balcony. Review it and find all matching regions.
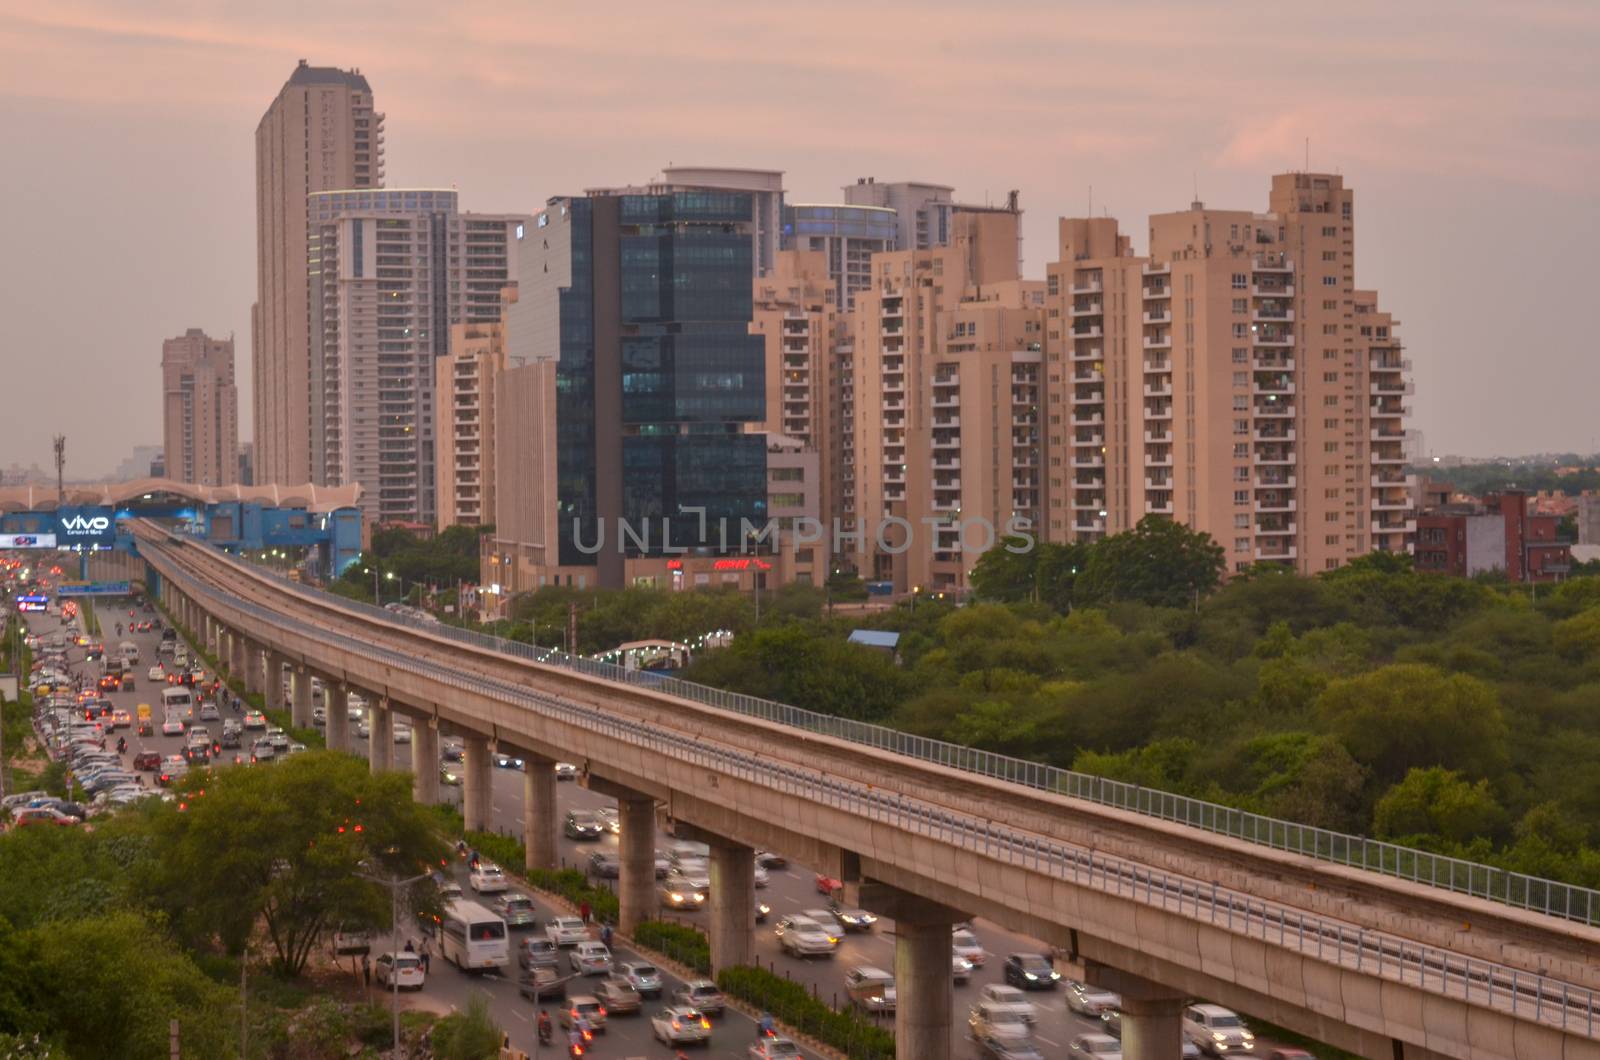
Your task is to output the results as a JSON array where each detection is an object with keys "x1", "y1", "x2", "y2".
[
  {"x1": 1255, "y1": 521, "x2": 1297, "y2": 537},
  {"x1": 1072, "y1": 345, "x2": 1103, "y2": 362},
  {"x1": 1143, "y1": 284, "x2": 1171, "y2": 299},
  {"x1": 1077, "y1": 410, "x2": 1105, "y2": 426},
  {"x1": 1076, "y1": 432, "x2": 1104, "y2": 447},
  {"x1": 1252, "y1": 254, "x2": 1294, "y2": 274},
  {"x1": 1252, "y1": 307, "x2": 1295, "y2": 322},
  {"x1": 1012, "y1": 413, "x2": 1037, "y2": 428},
  {"x1": 1253, "y1": 355, "x2": 1295, "y2": 372},
  {"x1": 932, "y1": 391, "x2": 960, "y2": 408},
  {"x1": 1371, "y1": 449, "x2": 1407, "y2": 465},
  {"x1": 1371, "y1": 357, "x2": 1413, "y2": 372},
  {"x1": 1255, "y1": 496, "x2": 1297, "y2": 514},
  {"x1": 1070, "y1": 300, "x2": 1103, "y2": 318},
  {"x1": 1072, "y1": 326, "x2": 1104, "y2": 340},
  {"x1": 1072, "y1": 389, "x2": 1105, "y2": 405},
  {"x1": 1252, "y1": 283, "x2": 1295, "y2": 297},
  {"x1": 1254, "y1": 426, "x2": 1296, "y2": 442},
  {"x1": 1372, "y1": 428, "x2": 1406, "y2": 443},
  {"x1": 1074, "y1": 368, "x2": 1105, "y2": 384},
  {"x1": 1143, "y1": 476, "x2": 1172, "y2": 490},
  {"x1": 1145, "y1": 403, "x2": 1173, "y2": 420},
  {"x1": 1070, "y1": 279, "x2": 1103, "y2": 295},
  {"x1": 1144, "y1": 334, "x2": 1172, "y2": 350},
  {"x1": 1252, "y1": 376, "x2": 1295, "y2": 395},
  {"x1": 932, "y1": 497, "x2": 961, "y2": 513},
  {"x1": 1256, "y1": 473, "x2": 1296, "y2": 489},
  {"x1": 1142, "y1": 261, "x2": 1171, "y2": 276},
  {"x1": 1143, "y1": 381, "x2": 1173, "y2": 398},
  {"x1": 1252, "y1": 329, "x2": 1294, "y2": 347},
  {"x1": 1071, "y1": 496, "x2": 1106, "y2": 510},
  {"x1": 1372, "y1": 472, "x2": 1417, "y2": 490},
  {"x1": 1144, "y1": 428, "x2": 1171, "y2": 444},
  {"x1": 1372, "y1": 518, "x2": 1418, "y2": 535},
  {"x1": 1373, "y1": 494, "x2": 1411, "y2": 511},
  {"x1": 1254, "y1": 450, "x2": 1295, "y2": 465},
  {"x1": 1254, "y1": 400, "x2": 1294, "y2": 417},
  {"x1": 932, "y1": 455, "x2": 960, "y2": 470},
  {"x1": 1145, "y1": 451, "x2": 1174, "y2": 468},
  {"x1": 1372, "y1": 379, "x2": 1416, "y2": 396},
  {"x1": 1143, "y1": 309, "x2": 1170, "y2": 324},
  {"x1": 1144, "y1": 358, "x2": 1172, "y2": 373},
  {"x1": 1074, "y1": 517, "x2": 1107, "y2": 533},
  {"x1": 1071, "y1": 454, "x2": 1106, "y2": 468},
  {"x1": 1074, "y1": 475, "x2": 1105, "y2": 489},
  {"x1": 1146, "y1": 498, "x2": 1174, "y2": 514}
]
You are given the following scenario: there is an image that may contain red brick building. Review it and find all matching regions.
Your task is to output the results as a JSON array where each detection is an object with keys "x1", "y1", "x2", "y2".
[{"x1": 1416, "y1": 490, "x2": 1571, "y2": 582}]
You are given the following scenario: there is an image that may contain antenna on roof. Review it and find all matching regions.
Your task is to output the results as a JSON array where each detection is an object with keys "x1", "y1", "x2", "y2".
[{"x1": 1305, "y1": 137, "x2": 1311, "y2": 172}]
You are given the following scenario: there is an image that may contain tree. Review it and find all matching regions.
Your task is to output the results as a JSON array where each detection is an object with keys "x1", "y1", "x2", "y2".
[
  {"x1": 431, "y1": 992, "x2": 503, "y2": 1060},
  {"x1": 1313, "y1": 664, "x2": 1508, "y2": 785},
  {"x1": 151, "y1": 752, "x2": 446, "y2": 976},
  {"x1": 1073, "y1": 517, "x2": 1225, "y2": 610},
  {"x1": 1373, "y1": 767, "x2": 1509, "y2": 845},
  {"x1": 1552, "y1": 608, "x2": 1600, "y2": 660}
]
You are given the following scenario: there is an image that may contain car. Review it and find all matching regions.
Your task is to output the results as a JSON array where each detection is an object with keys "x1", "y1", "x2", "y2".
[
  {"x1": 752, "y1": 863, "x2": 769, "y2": 888},
  {"x1": 617, "y1": 960, "x2": 662, "y2": 997},
  {"x1": 183, "y1": 744, "x2": 211, "y2": 765},
  {"x1": 250, "y1": 739, "x2": 277, "y2": 762},
  {"x1": 981, "y1": 984, "x2": 1040, "y2": 1024},
  {"x1": 518, "y1": 936, "x2": 560, "y2": 970},
  {"x1": 755, "y1": 901, "x2": 771, "y2": 924},
  {"x1": 392, "y1": 724, "x2": 411, "y2": 744},
  {"x1": 976, "y1": 1036, "x2": 1046, "y2": 1060},
  {"x1": 754, "y1": 850, "x2": 787, "y2": 869},
  {"x1": 587, "y1": 851, "x2": 621, "y2": 879},
  {"x1": 110, "y1": 709, "x2": 132, "y2": 729},
  {"x1": 650, "y1": 1006, "x2": 711, "y2": 1047},
  {"x1": 469, "y1": 863, "x2": 509, "y2": 894},
  {"x1": 264, "y1": 728, "x2": 290, "y2": 752},
  {"x1": 311, "y1": 706, "x2": 326, "y2": 725},
  {"x1": 659, "y1": 874, "x2": 707, "y2": 911},
  {"x1": 593, "y1": 976, "x2": 642, "y2": 1015},
  {"x1": 563, "y1": 810, "x2": 605, "y2": 840},
  {"x1": 157, "y1": 760, "x2": 189, "y2": 786},
  {"x1": 953, "y1": 955, "x2": 975, "y2": 984},
  {"x1": 242, "y1": 710, "x2": 267, "y2": 730},
  {"x1": 373, "y1": 952, "x2": 425, "y2": 990},
  {"x1": 554, "y1": 761, "x2": 578, "y2": 781},
  {"x1": 829, "y1": 902, "x2": 877, "y2": 931},
  {"x1": 595, "y1": 806, "x2": 619, "y2": 833},
  {"x1": 439, "y1": 766, "x2": 462, "y2": 786},
  {"x1": 673, "y1": 979, "x2": 725, "y2": 1016},
  {"x1": 220, "y1": 724, "x2": 242, "y2": 749},
  {"x1": 198, "y1": 702, "x2": 220, "y2": 722},
  {"x1": 570, "y1": 940, "x2": 612, "y2": 975},
  {"x1": 969, "y1": 1000, "x2": 1033, "y2": 1045},
  {"x1": 774, "y1": 914, "x2": 837, "y2": 957},
  {"x1": 953, "y1": 928, "x2": 987, "y2": 966},
  {"x1": 353, "y1": 721, "x2": 371, "y2": 739},
  {"x1": 1003, "y1": 953, "x2": 1061, "y2": 990},
  {"x1": 844, "y1": 966, "x2": 896, "y2": 1013},
  {"x1": 559, "y1": 996, "x2": 608, "y2": 1033},
  {"x1": 1065, "y1": 980, "x2": 1120, "y2": 1017},
  {"x1": 801, "y1": 908, "x2": 846, "y2": 938},
  {"x1": 11, "y1": 807, "x2": 79, "y2": 828},
  {"x1": 517, "y1": 965, "x2": 568, "y2": 1002},
  {"x1": 1184, "y1": 1004, "x2": 1255, "y2": 1055},
  {"x1": 653, "y1": 850, "x2": 673, "y2": 878},
  {"x1": 546, "y1": 917, "x2": 589, "y2": 947},
  {"x1": 498, "y1": 893, "x2": 538, "y2": 929},
  {"x1": 97, "y1": 675, "x2": 120, "y2": 693},
  {"x1": 814, "y1": 873, "x2": 841, "y2": 895},
  {"x1": 440, "y1": 739, "x2": 462, "y2": 762},
  {"x1": 493, "y1": 752, "x2": 524, "y2": 770},
  {"x1": 749, "y1": 1038, "x2": 803, "y2": 1059},
  {"x1": 132, "y1": 751, "x2": 162, "y2": 771},
  {"x1": 1069, "y1": 1033, "x2": 1124, "y2": 1058},
  {"x1": 161, "y1": 718, "x2": 186, "y2": 736}
]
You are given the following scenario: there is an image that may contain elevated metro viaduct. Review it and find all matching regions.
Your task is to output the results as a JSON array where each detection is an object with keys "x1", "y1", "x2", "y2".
[
  {"x1": 0, "y1": 478, "x2": 363, "y2": 579},
  {"x1": 139, "y1": 524, "x2": 1600, "y2": 1060}
]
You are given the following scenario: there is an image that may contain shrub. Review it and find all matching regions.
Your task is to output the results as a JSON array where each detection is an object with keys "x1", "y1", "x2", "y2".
[
  {"x1": 430, "y1": 992, "x2": 502, "y2": 1060},
  {"x1": 716, "y1": 965, "x2": 895, "y2": 1059},
  {"x1": 633, "y1": 920, "x2": 710, "y2": 974}
]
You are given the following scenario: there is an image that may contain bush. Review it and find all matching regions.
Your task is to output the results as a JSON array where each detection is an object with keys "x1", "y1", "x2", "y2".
[
  {"x1": 716, "y1": 965, "x2": 895, "y2": 1060},
  {"x1": 430, "y1": 992, "x2": 502, "y2": 1060},
  {"x1": 633, "y1": 920, "x2": 710, "y2": 974}
]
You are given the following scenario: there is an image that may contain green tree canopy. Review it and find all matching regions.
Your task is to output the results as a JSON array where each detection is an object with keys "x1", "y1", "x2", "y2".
[
  {"x1": 1073, "y1": 517, "x2": 1225, "y2": 609},
  {"x1": 1314, "y1": 664, "x2": 1508, "y2": 785},
  {"x1": 1373, "y1": 767, "x2": 1510, "y2": 845}
]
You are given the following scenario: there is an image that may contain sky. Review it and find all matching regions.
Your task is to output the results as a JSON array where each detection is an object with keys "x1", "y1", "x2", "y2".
[{"x1": 1, "y1": 0, "x2": 1597, "y2": 479}]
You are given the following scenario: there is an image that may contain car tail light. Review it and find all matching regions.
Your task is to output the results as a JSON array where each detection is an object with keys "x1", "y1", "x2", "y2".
[
  {"x1": 597, "y1": 1006, "x2": 606, "y2": 1017},
  {"x1": 699, "y1": 1017, "x2": 711, "y2": 1029}
]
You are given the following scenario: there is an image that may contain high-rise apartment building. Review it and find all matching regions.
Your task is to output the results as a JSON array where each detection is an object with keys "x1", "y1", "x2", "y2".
[
  {"x1": 589, "y1": 167, "x2": 785, "y2": 278},
  {"x1": 1040, "y1": 173, "x2": 1413, "y2": 574},
  {"x1": 161, "y1": 328, "x2": 239, "y2": 486},
  {"x1": 435, "y1": 311, "x2": 512, "y2": 527},
  {"x1": 307, "y1": 188, "x2": 524, "y2": 524},
  {"x1": 253, "y1": 60, "x2": 383, "y2": 487},
  {"x1": 487, "y1": 191, "x2": 768, "y2": 591},
  {"x1": 846, "y1": 202, "x2": 1039, "y2": 591},
  {"x1": 843, "y1": 177, "x2": 955, "y2": 251},
  {"x1": 779, "y1": 203, "x2": 897, "y2": 310}
]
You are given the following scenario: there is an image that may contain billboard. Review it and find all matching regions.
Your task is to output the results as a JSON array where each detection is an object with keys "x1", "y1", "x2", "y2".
[
  {"x1": 54, "y1": 507, "x2": 117, "y2": 548},
  {"x1": 0, "y1": 534, "x2": 57, "y2": 549},
  {"x1": 16, "y1": 594, "x2": 48, "y2": 612},
  {"x1": 56, "y1": 581, "x2": 131, "y2": 597}
]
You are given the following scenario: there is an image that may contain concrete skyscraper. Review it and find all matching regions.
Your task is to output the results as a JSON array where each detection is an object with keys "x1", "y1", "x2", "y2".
[
  {"x1": 253, "y1": 60, "x2": 383, "y2": 487},
  {"x1": 161, "y1": 328, "x2": 239, "y2": 486}
]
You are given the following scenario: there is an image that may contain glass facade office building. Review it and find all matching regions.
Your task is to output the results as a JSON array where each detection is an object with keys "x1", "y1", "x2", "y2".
[{"x1": 555, "y1": 192, "x2": 767, "y2": 568}]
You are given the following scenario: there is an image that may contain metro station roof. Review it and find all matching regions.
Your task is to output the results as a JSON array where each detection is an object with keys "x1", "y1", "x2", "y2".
[{"x1": 0, "y1": 478, "x2": 363, "y2": 513}]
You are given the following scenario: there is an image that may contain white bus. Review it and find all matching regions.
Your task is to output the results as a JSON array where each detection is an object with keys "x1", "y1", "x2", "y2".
[
  {"x1": 161, "y1": 686, "x2": 193, "y2": 715},
  {"x1": 437, "y1": 899, "x2": 509, "y2": 972}
]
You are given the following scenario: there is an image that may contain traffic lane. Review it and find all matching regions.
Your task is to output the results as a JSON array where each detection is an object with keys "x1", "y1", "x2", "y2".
[
  {"x1": 472, "y1": 764, "x2": 1110, "y2": 1055},
  {"x1": 421, "y1": 860, "x2": 822, "y2": 1060}
]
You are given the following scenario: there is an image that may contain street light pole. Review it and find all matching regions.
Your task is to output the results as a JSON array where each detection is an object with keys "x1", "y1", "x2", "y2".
[{"x1": 355, "y1": 867, "x2": 430, "y2": 1058}]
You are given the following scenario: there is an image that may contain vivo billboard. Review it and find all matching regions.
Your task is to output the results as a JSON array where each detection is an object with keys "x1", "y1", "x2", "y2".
[{"x1": 54, "y1": 506, "x2": 117, "y2": 547}]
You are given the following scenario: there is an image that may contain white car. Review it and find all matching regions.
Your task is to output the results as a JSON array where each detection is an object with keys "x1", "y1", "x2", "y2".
[
  {"x1": 749, "y1": 1039, "x2": 803, "y2": 1059},
  {"x1": 651, "y1": 1006, "x2": 712, "y2": 1047},
  {"x1": 1183, "y1": 1004, "x2": 1255, "y2": 1055},
  {"x1": 147, "y1": 665, "x2": 165, "y2": 681},
  {"x1": 392, "y1": 724, "x2": 411, "y2": 744},
  {"x1": 1069, "y1": 1033, "x2": 1124, "y2": 1058},
  {"x1": 570, "y1": 940, "x2": 612, "y2": 975},
  {"x1": 469, "y1": 863, "x2": 508, "y2": 894},
  {"x1": 160, "y1": 718, "x2": 185, "y2": 736},
  {"x1": 374, "y1": 951, "x2": 425, "y2": 990},
  {"x1": 546, "y1": 917, "x2": 589, "y2": 947},
  {"x1": 953, "y1": 927, "x2": 987, "y2": 966},
  {"x1": 801, "y1": 909, "x2": 846, "y2": 938},
  {"x1": 752, "y1": 863, "x2": 769, "y2": 888},
  {"x1": 775, "y1": 915, "x2": 837, "y2": 957},
  {"x1": 981, "y1": 983, "x2": 1041, "y2": 1024},
  {"x1": 1064, "y1": 980, "x2": 1119, "y2": 1017},
  {"x1": 554, "y1": 762, "x2": 578, "y2": 781}
]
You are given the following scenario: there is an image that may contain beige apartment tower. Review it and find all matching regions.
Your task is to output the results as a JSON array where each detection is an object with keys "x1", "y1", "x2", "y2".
[
  {"x1": 436, "y1": 312, "x2": 512, "y2": 528},
  {"x1": 253, "y1": 60, "x2": 383, "y2": 487},
  {"x1": 1040, "y1": 173, "x2": 1414, "y2": 574},
  {"x1": 161, "y1": 329, "x2": 239, "y2": 487}
]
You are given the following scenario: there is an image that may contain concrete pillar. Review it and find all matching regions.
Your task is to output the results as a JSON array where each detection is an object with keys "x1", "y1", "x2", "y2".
[
  {"x1": 266, "y1": 652, "x2": 288, "y2": 712},
  {"x1": 522, "y1": 753, "x2": 558, "y2": 872},
  {"x1": 859, "y1": 883, "x2": 965, "y2": 1060},
  {"x1": 204, "y1": 615, "x2": 216, "y2": 656},
  {"x1": 368, "y1": 698, "x2": 394, "y2": 773},
  {"x1": 324, "y1": 682, "x2": 350, "y2": 752},
  {"x1": 1121, "y1": 997, "x2": 1188, "y2": 1060},
  {"x1": 290, "y1": 667, "x2": 313, "y2": 729},
  {"x1": 707, "y1": 841, "x2": 755, "y2": 973},
  {"x1": 1086, "y1": 964, "x2": 1189, "y2": 1060},
  {"x1": 617, "y1": 796, "x2": 657, "y2": 935},
  {"x1": 412, "y1": 720, "x2": 441, "y2": 805},
  {"x1": 462, "y1": 733, "x2": 492, "y2": 832},
  {"x1": 243, "y1": 642, "x2": 264, "y2": 696}
]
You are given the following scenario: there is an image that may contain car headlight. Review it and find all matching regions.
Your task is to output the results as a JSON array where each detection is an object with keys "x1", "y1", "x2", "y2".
[
  {"x1": 1024, "y1": 972, "x2": 1037, "y2": 980},
  {"x1": 1213, "y1": 1032, "x2": 1227, "y2": 1041},
  {"x1": 1241, "y1": 1032, "x2": 1254, "y2": 1041}
]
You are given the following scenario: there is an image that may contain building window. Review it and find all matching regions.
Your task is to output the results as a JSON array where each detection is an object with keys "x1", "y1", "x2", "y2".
[
  {"x1": 1326, "y1": 534, "x2": 1340, "y2": 545},
  {"x1": 1231, "y1": 273, "x2": 1247, "y2": 289},
  {"x1": 1232, "y1": 299, "x2": 1248, "y2": 313},
  {"x1": 1324, "y1": 418, "x2": 1339, "y2": 428},
  {"x1": 1234, "y1": 537, "x2": 1250, "y2": 552},
  {"x1": 1234, "y1": 513, "x2": 1250, "y2": 528},
  {"x1": 1232, "y1": 323, "x2": 1247, "y2": 338},
  {"x1": 1322, "y1": 276, "x2": 1338, "y2": 286},
  {"x1": 1326, "y1": 512, "x2": 1341, "y2": 523},
  {"x1": 1233, "y1": 418, "x2": 1249, "y2": 435},
  {"x1": 1323, "y1": 371, "x2": 1339, "y2": 382},
  {"x1": 1232, "y1": 347, "x2": 1248, "y2": 363},
  {"x1": 1233, "y1": 490, "x2": 1249, "y2": 505},
  {"x1": 1233, "y1": 467, "x2": 1250, "y2": 482},
  {"x1": 1324, "y1": 442, "x2": 1338, "y2": 452},
  {"x1": 1233, "y1": 443, "x2": 1249, "y2": 459},
  {"x1": 1232, "y1": 395, "x2": 1248, "y2": 410},
  {"x1": 1233, "y1": 372, "x2": 1247, "y2": 386}
]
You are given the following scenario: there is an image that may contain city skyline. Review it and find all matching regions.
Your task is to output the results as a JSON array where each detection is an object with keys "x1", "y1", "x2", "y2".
[{"x1": 2, "y1": 1, "x2": 1597, "y2": 476}]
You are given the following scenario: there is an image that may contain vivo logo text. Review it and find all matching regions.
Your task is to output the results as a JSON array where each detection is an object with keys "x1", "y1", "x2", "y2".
[{"x1": 61, "y1": 516, "x2": 111, "y2": 534}]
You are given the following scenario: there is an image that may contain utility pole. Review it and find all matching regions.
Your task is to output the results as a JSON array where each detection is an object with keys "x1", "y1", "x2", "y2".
[
  {"x1": 53, "y1": 435, "x2": 66, "y2": 505},
  {"x1": 355, "y1": 865, "x2": 430, "y2": 1058}
]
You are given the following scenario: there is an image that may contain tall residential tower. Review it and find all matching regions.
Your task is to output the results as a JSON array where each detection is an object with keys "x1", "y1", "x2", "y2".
[{"x1": 161, "y1": 329, "x2": 239, "y2": 486}]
